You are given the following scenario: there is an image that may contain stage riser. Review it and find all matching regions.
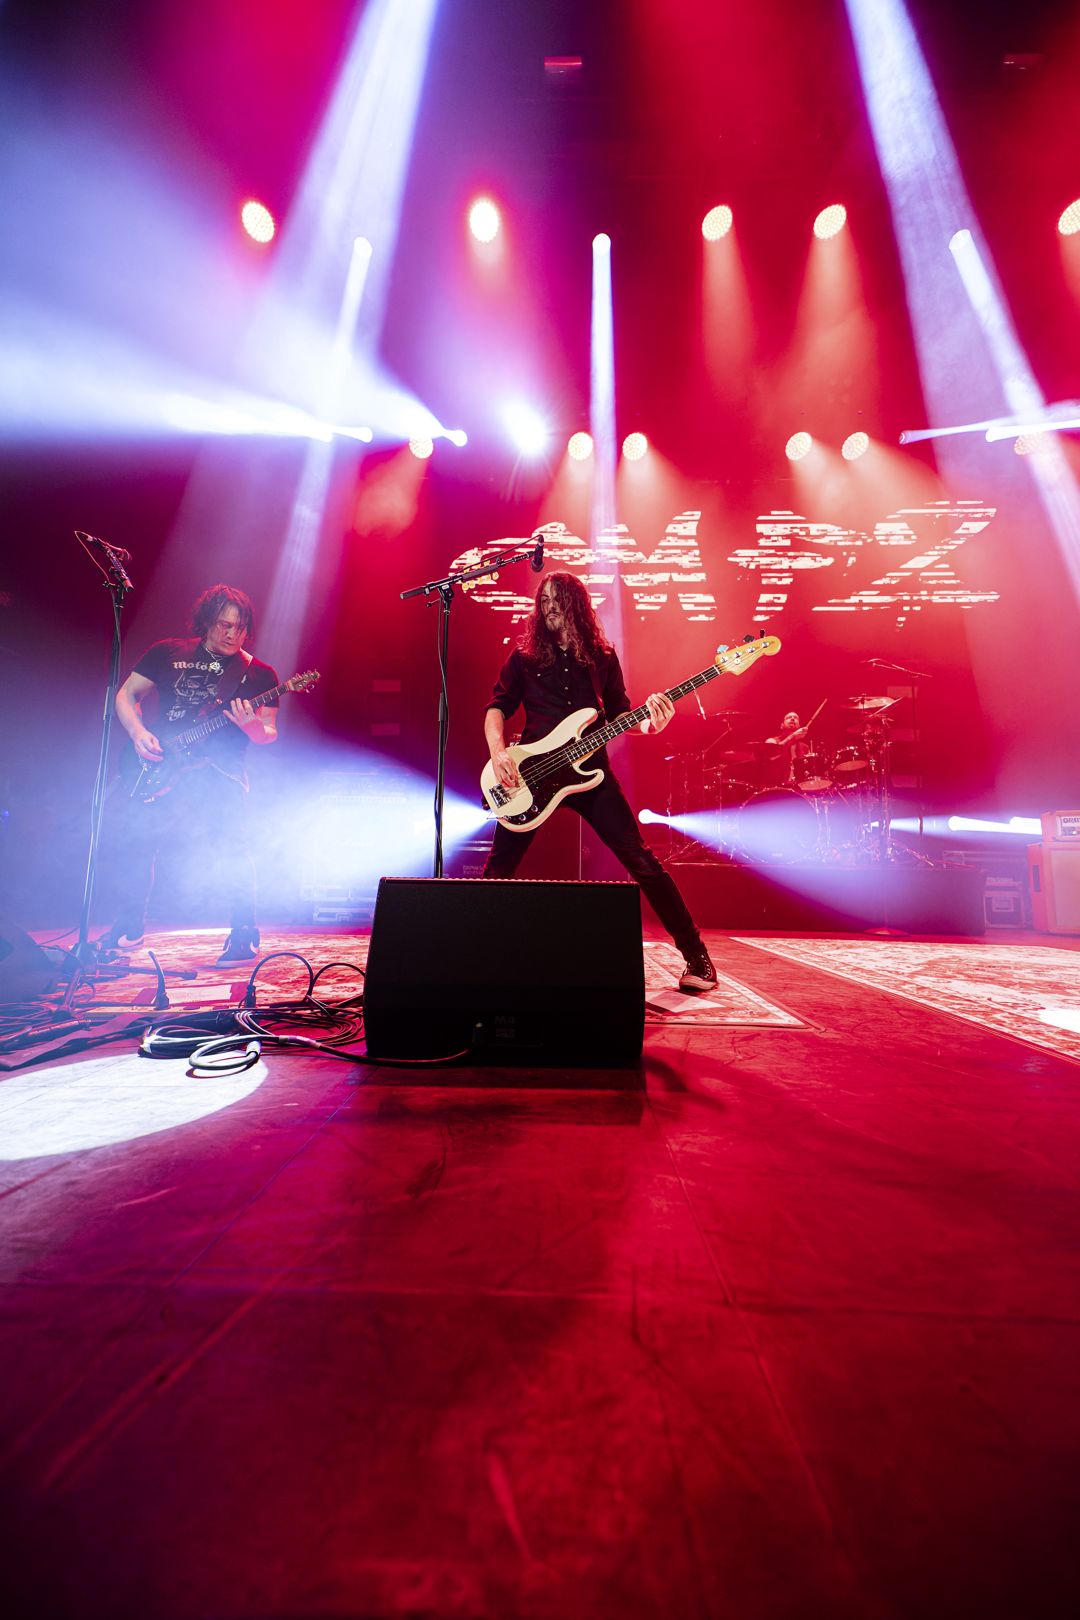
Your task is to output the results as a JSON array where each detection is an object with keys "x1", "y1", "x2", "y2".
[{"x1": 667, "y1": 864, "x2": 986, "y2": 935}]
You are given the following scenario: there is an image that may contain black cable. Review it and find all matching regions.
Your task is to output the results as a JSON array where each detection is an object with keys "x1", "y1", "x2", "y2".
[{"x1": 137, "y1": 949, "x2": 470, "y2": 1073}]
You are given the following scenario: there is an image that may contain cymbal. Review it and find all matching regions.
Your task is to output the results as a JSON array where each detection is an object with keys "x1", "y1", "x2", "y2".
[
  {"x1": 717, "y1": 746, "x2": 755, "y2": 764},
  {"x1": 844, "y1": 694, "x2": 898, "y2": 713}
]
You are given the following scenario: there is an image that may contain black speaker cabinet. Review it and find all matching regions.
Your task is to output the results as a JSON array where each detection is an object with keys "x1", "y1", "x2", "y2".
[{"x1": 363, "y1": 878, "x2": 645, "y2": 1065}]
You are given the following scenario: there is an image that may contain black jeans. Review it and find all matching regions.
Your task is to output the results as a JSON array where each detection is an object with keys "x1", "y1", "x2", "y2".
[
  {"x1": 105, "y1": 767, "x2": 256, "y2": 933},
  {"x1": 483, "y1": 771, "x2": 700, "y2": 953}
]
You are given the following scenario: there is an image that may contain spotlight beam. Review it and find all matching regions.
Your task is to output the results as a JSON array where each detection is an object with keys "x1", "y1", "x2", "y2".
[{"x1": 899, "y1": 403, "x2": 1080, "y2": 445}]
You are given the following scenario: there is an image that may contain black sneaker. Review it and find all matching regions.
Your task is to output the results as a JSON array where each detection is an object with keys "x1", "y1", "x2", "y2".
[
  {"x1": 216, "y1": 926, "x2": 261, "y2": 967},
  {"x1": 99, "y1": 923, "x2": 145, "y2": 952},
  {"x1": 679, "y1": 949, "x2": 718, "y2": 993}
]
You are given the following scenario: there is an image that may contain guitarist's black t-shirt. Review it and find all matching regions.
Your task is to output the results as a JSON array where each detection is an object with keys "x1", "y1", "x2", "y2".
[{"x1": 134, "y1": 638, "x2": 279, "y2": 776}]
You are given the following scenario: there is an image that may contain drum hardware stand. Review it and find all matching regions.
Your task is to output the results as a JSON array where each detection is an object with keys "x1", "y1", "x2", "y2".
[
  {"x1": 402, "y1": 535, "x2": 543, "y2": 878},
  {"x1": 864, "y1": 657, "x2": 934, "y2": 859}
]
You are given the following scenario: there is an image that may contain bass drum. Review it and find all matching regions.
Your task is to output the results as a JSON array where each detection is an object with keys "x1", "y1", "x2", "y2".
[{"x1": 735, "y1": 787, "x2": 823, "y2": 864}]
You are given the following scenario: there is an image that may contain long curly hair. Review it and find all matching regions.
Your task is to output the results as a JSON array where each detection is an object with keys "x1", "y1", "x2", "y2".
[
  {"x1": 190, "y1": 584, "x2": 255, "y2": 641},
  {"x1": 519, "y1": 571, "x2": 612, "y2": 670}
]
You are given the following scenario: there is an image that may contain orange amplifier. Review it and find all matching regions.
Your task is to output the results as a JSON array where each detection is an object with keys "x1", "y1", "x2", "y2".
[
  {"x1": 1040, "y1": 809, "x2": 1080, "y2": 843},
  {"x1": 1029, "y1": 841, "x2": 1080, "y2": 934}
]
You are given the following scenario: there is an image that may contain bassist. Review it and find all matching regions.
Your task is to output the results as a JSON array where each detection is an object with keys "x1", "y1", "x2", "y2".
[
  {"x1": 101, "y1": 584, "x2": 278, "y2": 965},
  {"x1": 483, "y1": 571, "x2": 716, "y2": 993}
]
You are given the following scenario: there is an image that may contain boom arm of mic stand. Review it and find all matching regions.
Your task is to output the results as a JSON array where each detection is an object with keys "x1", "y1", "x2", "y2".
[{"x1": 400, "y1": 544, "x2": 536, "y2": 600}]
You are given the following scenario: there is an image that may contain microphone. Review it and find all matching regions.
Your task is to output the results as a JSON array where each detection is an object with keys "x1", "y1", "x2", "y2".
[
  {"x1": 75, "y1": 530, "x2": 133, "y2": 563},
  {"x1": 530, "y1": 531, "x2": 545, "y2": 572},
  {"x1": 75, "y1": 530, "x2": 134, "y2": 588}
]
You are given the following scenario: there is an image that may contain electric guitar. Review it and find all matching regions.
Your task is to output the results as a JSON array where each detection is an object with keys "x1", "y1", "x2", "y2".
[
  {"x1": 126, "y1": 669, "x2": 320, "y2": 803},
  {"x1": 481, "y1": 635, "x2": 781, "y2": 831}
]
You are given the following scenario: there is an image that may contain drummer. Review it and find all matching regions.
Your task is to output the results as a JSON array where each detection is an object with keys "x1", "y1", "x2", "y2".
[{"x1": 764, "y1": 710, "x2": 810, "y2": 787}]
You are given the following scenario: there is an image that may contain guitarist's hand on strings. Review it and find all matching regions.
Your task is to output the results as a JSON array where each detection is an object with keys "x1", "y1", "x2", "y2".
[
  {"x1": 640, "y1": 692, "x2": 675, "y2": 736},
  {"x1": 225, "y1": 697, "x2": 276, "y2": 745},
  {"x1": 492, "y1": 747, "x2": 522, "y2": 793},
  {"x1": 133, "y1": 725, "x2": 164, "y2": 762}
]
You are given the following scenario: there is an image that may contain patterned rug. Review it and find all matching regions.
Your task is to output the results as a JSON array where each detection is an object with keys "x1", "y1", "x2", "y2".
[
  {"x1": 642, "y1": 941, "x2": 803, "y2": 1028},
  {"x1": 736, "y1": 937, "x2": 1080, "y2": 1064},
  {"x1": 63, "y1": 928, "x2": 803, "y2": 1032}
]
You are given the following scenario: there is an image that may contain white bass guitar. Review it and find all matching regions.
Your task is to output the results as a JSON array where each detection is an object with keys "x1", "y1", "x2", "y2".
[{"x1": 481, "y1": 634, "x2": 781, "y2": 831}]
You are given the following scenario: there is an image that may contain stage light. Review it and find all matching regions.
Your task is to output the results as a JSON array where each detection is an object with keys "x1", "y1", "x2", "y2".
[
  {"x1": 638, "y1": 808, "x2": 663, "y2": 824},
  {"x1": 946, "y1": 815, "x2": 1041, "y2": 835},
  {"x1": 702, "y1": 205, "x2": 733, "y2": 241},
  {"x1": 813, "y1": 204, "x2": 847, "y2": 240},
  {"x1": 590, "y1": 233, "x2": 616, "y2": 549},
  {"x1": 444, "y1": 427, "x2": 468, "y2": 447},
  {"x1": 568, "y1": 431, "x2": 593, "y2": 460},
  {"x1": 842, "y1": 431, "x2": 869, "y2": 460},
  {"x1": 1014, "y1": 432, "x2": 1048, "y2": 457},
  {"x1": 622, "y1": 432, "x2": 648, "y2": 462},
  {"x1": 1058, "y1": 199, "x2": 1080, "y2": 237},
  {"x1": 785, "y1": 431, "x2": 813, "y2": 461},
  {"x1": 241, "y1": 199, "x2": 276, "y2": 243},
  {"x1": 469, "y1": 196, "x2": 500, "y2": 244},
  {"x1": 409, "y1": 436, "x2": 434, "y2": 459},
  {"x1": 505, "y1": 404, "x2": 549, "y2": 456}
]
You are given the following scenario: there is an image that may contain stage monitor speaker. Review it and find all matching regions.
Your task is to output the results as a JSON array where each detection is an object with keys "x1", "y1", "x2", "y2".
[
  {"x1": 0, "y1": 916, "x2": 60, "y2": 1005},
  {"x1": 363, "y1": 878, "x2": 645, "y2": 1065}
]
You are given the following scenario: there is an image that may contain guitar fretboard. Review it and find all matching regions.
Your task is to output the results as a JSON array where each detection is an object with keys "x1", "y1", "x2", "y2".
[
  {"x1": 171, "y1": 681, "x2": 291, "y2": 749},
  {"x1": 563, "y1": 663, "x2": 725, "y2": 762}
]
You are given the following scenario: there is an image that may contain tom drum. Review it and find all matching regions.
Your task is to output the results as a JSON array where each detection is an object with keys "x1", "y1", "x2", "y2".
[{"x1": 792, "y1": 751, "x2": 833, "y2": 793}]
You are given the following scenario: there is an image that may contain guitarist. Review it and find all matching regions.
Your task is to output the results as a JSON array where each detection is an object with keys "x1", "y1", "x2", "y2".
[
  {"x1": 100, "y1": 584, "x2": 279, "y2": 965},
  {"x1": 483, "y1": 571, "x2": 716, "y2": 993}
]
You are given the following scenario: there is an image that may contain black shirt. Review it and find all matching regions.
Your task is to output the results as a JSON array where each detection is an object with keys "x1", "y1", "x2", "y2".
[
  {"x1": 133, "y1": 638, "x2": 279, "y2": 778},
  {"x1": 487, "y1": 644, "x2": 632, "y2": 763}
]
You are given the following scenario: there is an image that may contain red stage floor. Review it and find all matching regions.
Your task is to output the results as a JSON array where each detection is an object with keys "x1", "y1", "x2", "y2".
[{"x1": 2, "y1": 926, "x2": 1079, "y2": 1619}]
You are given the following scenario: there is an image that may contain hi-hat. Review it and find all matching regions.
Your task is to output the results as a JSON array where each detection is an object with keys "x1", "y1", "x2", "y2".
[{"x1": 844, "y1": 694, "x2": 898, "y2": 713}]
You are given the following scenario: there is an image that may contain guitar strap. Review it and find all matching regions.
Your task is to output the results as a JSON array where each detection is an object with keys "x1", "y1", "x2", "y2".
[
  {"x1": 212, "y1": 647, "x2": 255, "y2": 709},
  {"x1": 586, "y1": 656, "x2": 606, "y2": 720}
]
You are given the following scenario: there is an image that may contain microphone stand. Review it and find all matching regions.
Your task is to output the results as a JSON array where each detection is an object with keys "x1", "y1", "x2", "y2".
[
  {"x1": 402, "y1": 541, "x2": 540, "y2": 878},
  {"x1": 74, "y1": 535, "x2": 134, "y2": 968}
]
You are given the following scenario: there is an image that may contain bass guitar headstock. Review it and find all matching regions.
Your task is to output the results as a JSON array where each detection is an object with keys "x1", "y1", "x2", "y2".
[{"x1": 713, "y1": 634, "x2": 781, "y2": 675}]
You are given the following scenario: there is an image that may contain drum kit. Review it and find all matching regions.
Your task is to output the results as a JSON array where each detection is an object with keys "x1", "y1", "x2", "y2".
[{"x1": 668, "y1": 695, "x2": 903, "y2": 864}]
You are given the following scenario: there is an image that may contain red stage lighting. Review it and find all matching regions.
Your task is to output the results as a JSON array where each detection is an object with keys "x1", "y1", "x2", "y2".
[
  {"x1": 842, "y1": 431, "x2": 869, "y2": 460},
  {"x1": 702, "y1": 205, "x2": 733, "y2": 241},
  {"x1": 785, "y1": 431, "x2": 813, "y2": 461},
  {"x1": 813, "y1": 204, "x2": 847, "y2": 240},
  {"x1": 622, "y1": 432, "x2": 648, "y2": 462},
  {"x1": 1058, "y1": 199, "x2": 1080, "y2": 237},
  {"x1": 408, "y1": 437, "x2": 434, "y2": 460},
  {"x1": 568, "y1": 431, "x2": 593, "y2": 461},
  {"x1": 241, "y1": 200, "x2": 276, "y2": 244}
]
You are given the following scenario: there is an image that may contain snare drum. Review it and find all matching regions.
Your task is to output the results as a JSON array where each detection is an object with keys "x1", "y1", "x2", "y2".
[
  {"x1": 831, "y1": 744, "x2": 869, "y2": 779},
  {"x1": 735, "y1": 787, "x2": 824, "y2": 863},
  {"x1": 793, "y1": 751, "x2": 833, "y2": 793}
]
